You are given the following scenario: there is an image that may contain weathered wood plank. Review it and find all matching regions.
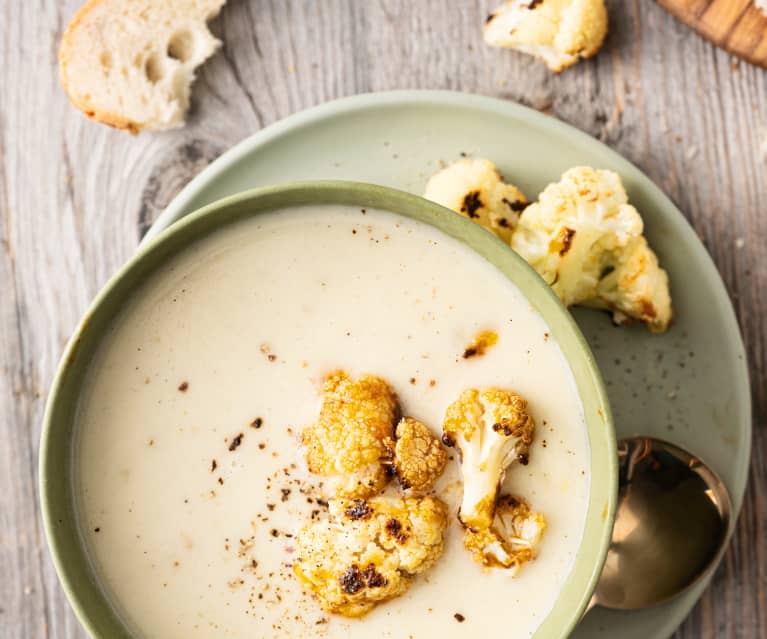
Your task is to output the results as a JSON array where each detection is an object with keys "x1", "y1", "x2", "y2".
[{"x1": 0, "y1": 1, "x2": 764, "y2": 637}]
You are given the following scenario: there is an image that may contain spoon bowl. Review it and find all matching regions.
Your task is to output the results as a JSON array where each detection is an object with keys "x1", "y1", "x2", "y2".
[{"x1": 589, "y1": 436, "x2": 732, "y2": 612}]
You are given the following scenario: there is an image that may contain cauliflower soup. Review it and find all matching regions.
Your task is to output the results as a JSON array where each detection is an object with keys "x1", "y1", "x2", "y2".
[{"x1": 74, "y1": 205, "x2": 590, "y2": 638}]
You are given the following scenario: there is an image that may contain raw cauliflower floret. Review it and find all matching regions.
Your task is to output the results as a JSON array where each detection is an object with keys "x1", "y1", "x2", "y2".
[
  {"x1": 510, "y1": 166, "x2": 672, "y2": 332},
  {"x1": 423, "y1": 158, "x2": 528, "y2": 242},
  {"x1": 293, "y1": 496, "x2": 448, "y2": 617},
  {"x1": 463, "y1": 494, "x2": 546, "y2": 572},
  {"x1": 391, "y1": 417, "x2": 448, "y2": 493},
  {"x1": 302, "y1": 371, "x2": 398, "y2": 498},
  {"x1": 484, "y1": 0, "x2": 608, "y2": 72},
  {"x1": 442, "y1": 388, "x2": 535, "y2": 531}
]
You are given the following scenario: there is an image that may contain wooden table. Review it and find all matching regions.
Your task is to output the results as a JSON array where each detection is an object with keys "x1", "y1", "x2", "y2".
[{"x1": 1, "y1": 1, "x2": 765, "y2": 637}]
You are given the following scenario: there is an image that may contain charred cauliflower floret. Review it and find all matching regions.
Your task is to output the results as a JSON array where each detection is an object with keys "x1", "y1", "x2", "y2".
[
  {"x1": 391, "y1": 417, "x2": 448, "y2": 493},
  {"x1": 510, "y1": 167, "x2": 672, "y2": 332},
  {"x1": 484, "y1": 0, "x2": 608, "y2": 73},
  {"x1": 293, "y1": 496, "x2": 448, "y2": 617},
  {"x1": 463, "y1": 494, "x2": 546, "y2": 572},
  {"x1": 442, "y1": 388, "x2": 535, "y2": 531},
  {"x1": 423, "y1": 158, "x2": 528, "y2": 242},
  {"x1": 302, "y1": 371, "x2": 398, "y2": 498}
]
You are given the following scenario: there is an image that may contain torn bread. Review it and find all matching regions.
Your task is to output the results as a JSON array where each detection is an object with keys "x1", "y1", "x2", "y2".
[{"x1": 59, "y1": 0, "x2": 226, "y2": 134}]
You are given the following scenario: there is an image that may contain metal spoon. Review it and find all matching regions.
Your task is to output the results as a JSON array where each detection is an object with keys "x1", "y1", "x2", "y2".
[{"x1": 586, "y1": 436, "x2": 732, "y2": 613}]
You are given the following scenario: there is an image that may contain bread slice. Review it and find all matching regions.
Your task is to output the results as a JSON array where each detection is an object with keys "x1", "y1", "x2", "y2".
[{"x1": 59, "y1": 0, "x2": 226, "y2": 134}]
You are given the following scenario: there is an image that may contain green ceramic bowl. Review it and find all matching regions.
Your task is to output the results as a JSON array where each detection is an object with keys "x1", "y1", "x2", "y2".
[{"x1": 40, "y1": 181, "x2": 617, "y2": 639}]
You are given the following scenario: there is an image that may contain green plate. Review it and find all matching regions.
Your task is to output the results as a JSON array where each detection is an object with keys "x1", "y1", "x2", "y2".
[
  {"x1": 144, "y1": 90, "x2": 751, "y2": 639},
  {"x1": 42, "y1": 182, "x2": 615, "y2": 639}
]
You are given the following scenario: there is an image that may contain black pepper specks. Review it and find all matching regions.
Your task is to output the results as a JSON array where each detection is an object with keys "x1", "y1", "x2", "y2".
[{"x1": 229, "y1": 433, "x2": 244, "y2": 451}]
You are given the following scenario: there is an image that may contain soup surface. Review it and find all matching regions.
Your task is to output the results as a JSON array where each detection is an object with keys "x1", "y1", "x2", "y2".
[{"x1": 75, "y1": 205, "x2": 590, "y2": 638}]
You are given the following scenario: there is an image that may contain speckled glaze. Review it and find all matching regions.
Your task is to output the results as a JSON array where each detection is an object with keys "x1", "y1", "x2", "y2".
[
  {"x1": 140, "y1": 92, "x2": 751, "y2": 639},
  {"x1": 41, "y1": 182, "x2": 616, "y2": 639}
]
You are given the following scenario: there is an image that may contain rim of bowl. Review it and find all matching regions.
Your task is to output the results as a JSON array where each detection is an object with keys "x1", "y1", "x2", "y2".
[{"x1": 40, "y1": 180, "x2": 617, "y2": 639}]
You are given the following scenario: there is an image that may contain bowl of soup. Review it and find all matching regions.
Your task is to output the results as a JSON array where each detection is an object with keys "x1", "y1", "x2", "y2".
[{"x1": 40, "y1": 181, "x2": 617, "y2": 639}]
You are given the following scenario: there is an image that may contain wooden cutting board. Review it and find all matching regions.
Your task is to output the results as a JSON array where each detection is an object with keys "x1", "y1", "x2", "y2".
[{"x1": 657, "y1": 0, "x2": 767, "y2": 68}]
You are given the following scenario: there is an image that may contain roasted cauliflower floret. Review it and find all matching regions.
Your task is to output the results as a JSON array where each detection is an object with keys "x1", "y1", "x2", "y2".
[
  {"x1": 391, "y1": 417, "x2": 448, "y2": 493},
  {"x1": 293, "y1": 496, "x2": 448, "y2": 617},
  {"x1": 510, "y1": 166, "x2": 672, "y2": 332},
  {"x1": 423, "y1": 158, "x2": 528, "y2": 242},
  {"x1": 442, "y1": 388, "x2": 535, "y2": 530},
  {"x1": 484, "y1": 0, "x2": 608, "y2": 72},
  {"x1": 302, "y1": 371, "x2": 399, "y2": 498},
  {"x1": 463, "y1": 494, "x2": 546, "y2": 572},
  {"x1": 593, "y1": 235, "x2": 672, "y2": 330}
]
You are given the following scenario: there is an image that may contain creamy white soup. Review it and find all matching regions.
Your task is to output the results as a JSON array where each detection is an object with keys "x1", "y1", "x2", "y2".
[{"x1": 75, "y1": 205, "x2": 590, "y2": 638}]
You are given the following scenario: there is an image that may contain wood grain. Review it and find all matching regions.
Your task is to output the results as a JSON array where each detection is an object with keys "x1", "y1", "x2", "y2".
[
  {"x1": 0, "y1": 1, "x2": 765, "y2": 638},
  {"x1": 657, "y1": 0, "x2": 767, "y2": 68}
]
